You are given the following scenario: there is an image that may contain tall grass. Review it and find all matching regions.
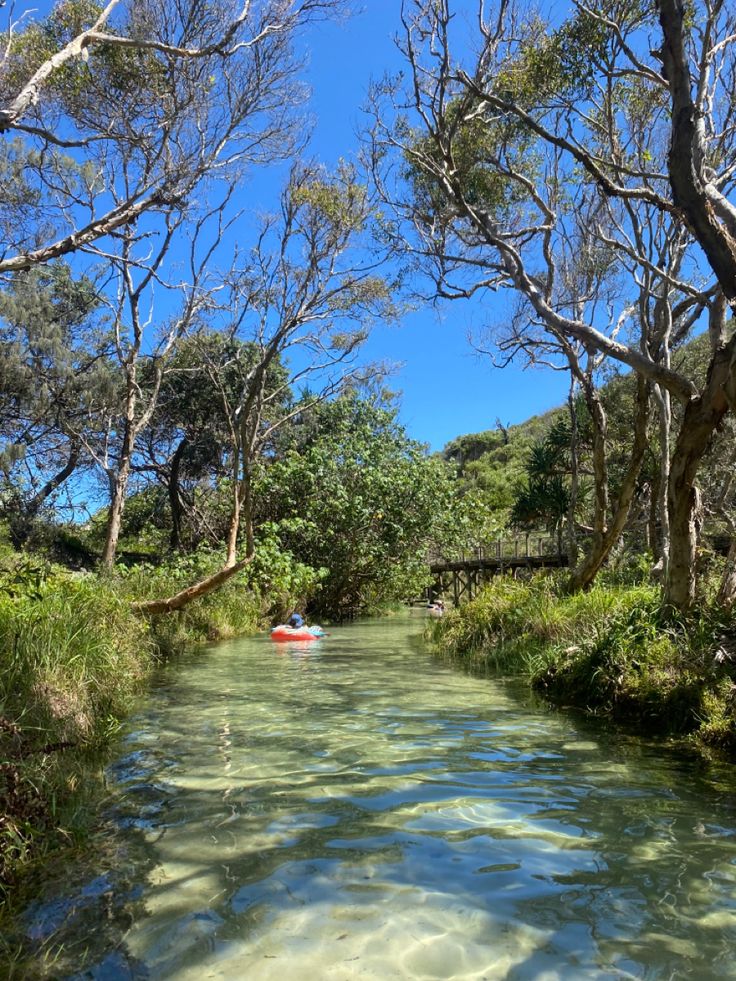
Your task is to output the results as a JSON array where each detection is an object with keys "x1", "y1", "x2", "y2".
[
  {"x1": 0, "y1": 572, "x2": 152, "y2": 894},
  {"x1": 0, "y1": 576, "x2": 150, "y2": 747},
  {"x1": 433, "y1": 573, "x2": 654, "y2": 663},
  {"x1": 0, "y1": 552, "x2": 266, "y2": 898},
  {"x1": 430, "y1": 572, "x2": 736, "y2": 753}
]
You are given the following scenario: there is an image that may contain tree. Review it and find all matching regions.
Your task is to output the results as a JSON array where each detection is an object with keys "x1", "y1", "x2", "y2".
[
  {"x1": 371, "y1": 0, "x2": 735, "y2": 609},
  {"x1": 0, "y1": 262, "x2": 112, "y2": 540},
  {"x1": 0, "y1": 0, "x2": 344, "y2": 272},
  {"x1": 136, "y1": 331, "x2": 290, "y2": 551},
  {"x1": 133, "y1": 162, "x2": 396, "y2": 615},
  {"x1": 257, "y1": 395, "x2": 463, "y2": 617},
  {"x1": 510, "y1": 416, "x2": 576, "y2": 557},
  {"x1": 88, "y1": 199, "x2": 232, "y2": 569}
]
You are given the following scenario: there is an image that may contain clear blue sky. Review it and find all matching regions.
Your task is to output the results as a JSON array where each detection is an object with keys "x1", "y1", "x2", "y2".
[{"x1": 299, "y1": 4, "x2": 570, "y2": 451}]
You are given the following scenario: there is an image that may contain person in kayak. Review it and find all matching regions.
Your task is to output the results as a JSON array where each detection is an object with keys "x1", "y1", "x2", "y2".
[{"x1": 287, "y1": 611, "x2": 305, "y2": 629}]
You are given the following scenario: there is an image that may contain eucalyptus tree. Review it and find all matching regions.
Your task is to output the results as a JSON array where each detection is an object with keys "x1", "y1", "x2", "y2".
[
  {"x1": 87, "y1": 196, "x2": 238, "y2": 569},
  {"x1": 489, "y1": 203, "x2": 654, "y2": 589},
  {"x1": 371, "y1": 0, "x2": 735, "y2": 610}
]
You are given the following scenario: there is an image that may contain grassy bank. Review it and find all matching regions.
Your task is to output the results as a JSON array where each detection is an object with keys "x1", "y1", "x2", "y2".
[
  {"x1": 429, "y1": 572, "x2": 736, "y2": 756},
  {"x1": 0, "y1": 552, "x2": 265, "y2": 907}
]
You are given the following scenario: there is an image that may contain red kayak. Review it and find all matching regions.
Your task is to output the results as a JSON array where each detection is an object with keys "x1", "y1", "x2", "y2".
[{"x1": 270, "y1": 625, "x2": 324, "y2": 641}]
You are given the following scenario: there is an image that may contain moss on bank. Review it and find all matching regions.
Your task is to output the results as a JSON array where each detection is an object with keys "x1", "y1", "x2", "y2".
[
  {"x1": 0, "y1": 554, "x2": 264, "y2": 904},
  {"x1": 429, "y1": 573, "x2": 736, "y2": 756}
]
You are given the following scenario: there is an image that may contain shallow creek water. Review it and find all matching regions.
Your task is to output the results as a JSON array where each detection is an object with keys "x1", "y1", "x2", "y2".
[{"x1": 25, "y1": 612, "x2": 736, "y2": 979}]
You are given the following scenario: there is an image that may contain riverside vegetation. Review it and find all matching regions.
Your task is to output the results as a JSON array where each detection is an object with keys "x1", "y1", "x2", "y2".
[
  {"x1": 0, "y1": 394, "x2": 468, "y2": 910},
  {"x1": 5, "y1": 0, "x2": 736, "y2": 967},
  {"x1": 429, "y1": 569, "x2": 736, "y2": 756},
  {"x1": 0, "y1": 546, "x2": 262, "y2": 910},
  {"x1": 429, "y1": 338, "x2": 736, "y2": 760}
]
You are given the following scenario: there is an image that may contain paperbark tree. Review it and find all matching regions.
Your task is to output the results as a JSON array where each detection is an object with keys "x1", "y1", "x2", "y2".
[{"x1": 89, "y1": 196, "x2": 239, "y2": 569}]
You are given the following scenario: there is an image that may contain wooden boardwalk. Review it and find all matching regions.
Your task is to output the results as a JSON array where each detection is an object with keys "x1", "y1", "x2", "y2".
[
  {"x1": 427, "y1": 533, "x2": 734, "y2": 606},
  {"x1": 428, "y1": 538, "x2": 567, "y2": 606}
]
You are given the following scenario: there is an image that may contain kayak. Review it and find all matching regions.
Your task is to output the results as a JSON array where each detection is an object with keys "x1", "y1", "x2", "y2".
[{"x1": 270, "y1": 624, "x2": 325, "y2": 641}]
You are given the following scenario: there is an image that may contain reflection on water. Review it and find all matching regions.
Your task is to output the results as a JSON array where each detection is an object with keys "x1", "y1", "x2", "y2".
[{"x1": 26, "y1": 613, "x2": 736, "y2": 978}]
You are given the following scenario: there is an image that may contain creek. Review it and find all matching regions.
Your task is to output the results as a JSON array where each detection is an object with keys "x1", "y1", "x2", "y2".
[{"x1": 23, "y1": 612, "x2": 736, "y2": 979}]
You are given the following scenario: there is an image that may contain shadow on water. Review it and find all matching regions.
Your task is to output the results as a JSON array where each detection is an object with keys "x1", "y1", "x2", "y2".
[{"x1": 18, "y1": 612, "x2": 736, "y2": 979}]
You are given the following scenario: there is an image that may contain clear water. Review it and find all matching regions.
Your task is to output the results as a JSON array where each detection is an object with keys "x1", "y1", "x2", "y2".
[{"x1": 26, "y1": 613, "x2": 736, "y2": 979}]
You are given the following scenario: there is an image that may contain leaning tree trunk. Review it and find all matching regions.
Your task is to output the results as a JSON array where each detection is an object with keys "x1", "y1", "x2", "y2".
[
  {"x1": 225, "y1": 480, "x2": 243, "y2": 567},
  {"x1": 713, "y1": 444, "x2": 736, "y2": 607},
  {"x1": 648, "y1": 470, "x2": 661, "y2": 563},
  {"x1": 569, "y1": 377, "x2": 650, "y2": 591},
  {"x1": 132, "y1": 550, "x2": 255, "y2": 615},
  {"x1": 135, "y1": 467, "x2": 258, "y2": 616},
  {"x1": 666, "y1": 448, "x2": 702, "y2": 611},
  {"x1": 665, "y1": 295, "x2": 736, "y2": 609}
]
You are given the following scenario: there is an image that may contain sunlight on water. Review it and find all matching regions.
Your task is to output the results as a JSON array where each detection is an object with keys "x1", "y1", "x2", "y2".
[{"x1": 27, "y1": 613, "x2": 736, "y2": 979}]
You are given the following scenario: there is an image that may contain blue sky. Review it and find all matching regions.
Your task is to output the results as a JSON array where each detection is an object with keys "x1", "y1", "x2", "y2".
[{"x1": 299, "y1": 4, "x2": 570, "y2": 451}]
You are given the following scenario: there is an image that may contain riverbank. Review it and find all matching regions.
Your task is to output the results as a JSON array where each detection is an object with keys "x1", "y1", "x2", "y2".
[
  {"x1": 429, "y1": 572, "x2": 736, "y2": 757},
  {"x1": 0, "y1": 552, "x2": 265, "y2": 916}
]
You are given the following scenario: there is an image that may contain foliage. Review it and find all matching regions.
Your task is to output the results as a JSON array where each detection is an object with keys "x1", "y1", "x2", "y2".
[
  {"x1": 494, "y1": 8, "x2": 611, "y2": 107},
  {"x1": 246, "y1": 525, "x2": 325, "y2": 624},
  {"x1": 431, "y1": 572, "x2": 635, "y2": 668},
  {"x1": 0, "y1": 263, "x2": 113, "y2": 540},
  {"x1": 443, "y1": 410, "x2": 563, "y2": 528},
  {"x1": 0, "y1": 561, "x2": 151, "y2": 891},
  {"x1": 118, "y1": 548, "x2": 263, "y2": 649},
  {"x1": 258, "y1": 396, "x2": 465, "y2": 617}
]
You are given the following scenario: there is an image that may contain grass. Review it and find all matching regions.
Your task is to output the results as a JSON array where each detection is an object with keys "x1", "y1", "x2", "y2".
[
  {"x1": 0, "y1": 550, "x2": 266, "y2": 906},
  {"x1": 429, "y1": 571, "x2": 736, "y2": 755}
]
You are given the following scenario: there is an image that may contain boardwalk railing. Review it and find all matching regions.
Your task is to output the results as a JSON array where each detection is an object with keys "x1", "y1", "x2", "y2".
[
  {"x1": 426, "y1": 537, "x2": 567, "y2": 606},
  {"x1": 428, "y1": 536, "x2": 560, "y2": 568}
]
